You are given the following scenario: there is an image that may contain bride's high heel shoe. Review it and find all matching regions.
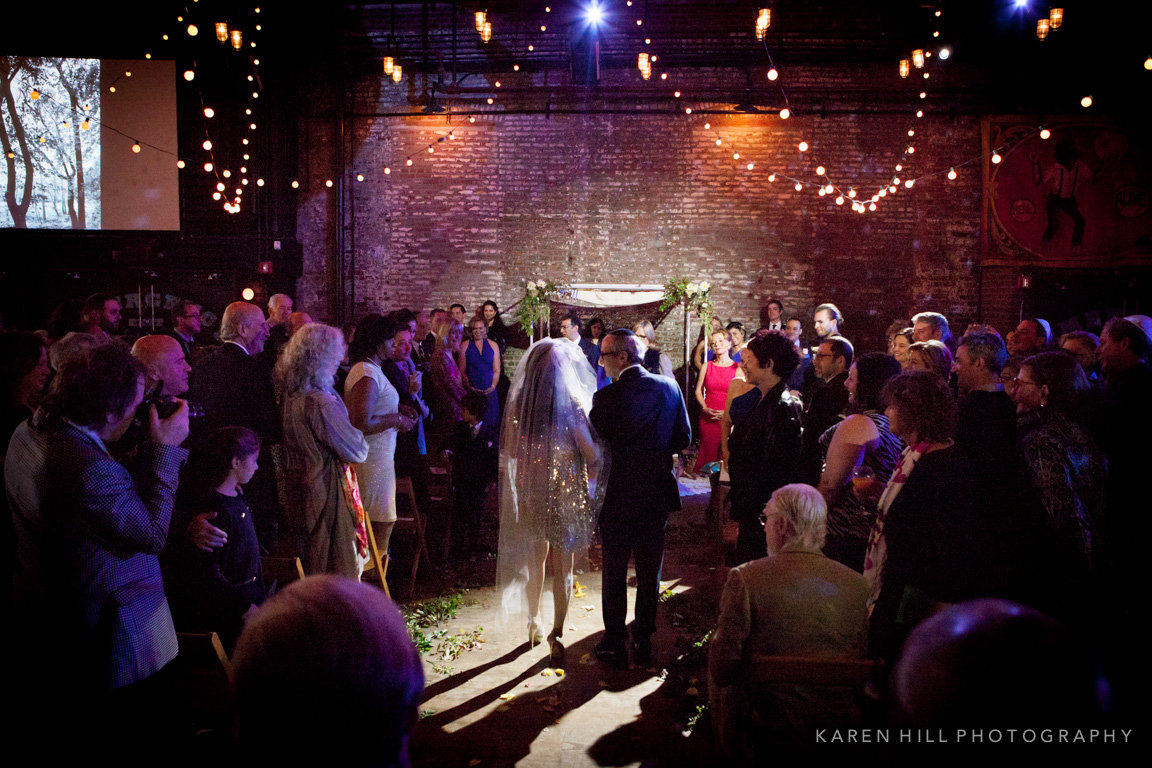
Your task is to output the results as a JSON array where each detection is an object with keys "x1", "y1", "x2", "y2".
[
  {"x1": 528, "y1": 618, "x2": 544, "y2": 648},
  {"x1": 547, "y1": 629, "x2": 565, "y2": 663}
]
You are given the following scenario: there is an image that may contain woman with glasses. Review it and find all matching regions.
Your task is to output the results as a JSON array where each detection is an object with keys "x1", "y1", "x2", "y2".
[{"x1": 1011, "y1": 351, "x2": 1105, "y2": 621}]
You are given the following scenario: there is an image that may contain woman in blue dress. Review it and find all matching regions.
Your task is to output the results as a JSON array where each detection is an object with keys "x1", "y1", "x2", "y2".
[{"x1": 458, "y1": 314, "x2": 502, "y2": 442}]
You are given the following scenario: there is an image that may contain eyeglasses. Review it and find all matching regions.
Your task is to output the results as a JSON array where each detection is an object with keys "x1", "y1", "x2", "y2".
[
  {"x1": 758, "y1": 510, "x2": 781, "y2": 526},
  {"x1": 1005, "y1": 376, "x2": 1040, "y2": 388}
]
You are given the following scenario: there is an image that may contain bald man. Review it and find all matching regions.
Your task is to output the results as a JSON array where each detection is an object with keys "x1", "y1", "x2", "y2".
[
  {"x1": 131, "y1": 335, "x2": 191, "y2": 398},
  {"x1": 189, "y1": 301, "x2": 282, "y2": 551},
  {"x1": 286, "y1": 311, "x2": 313, "y2": 338}
]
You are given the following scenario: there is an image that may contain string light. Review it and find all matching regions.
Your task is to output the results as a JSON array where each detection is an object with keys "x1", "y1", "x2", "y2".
[
  {"x1": 779, "y1": 108, "x2": 790, "y2": 119},
  {"x1": 948, "y1": 168, "x2": 957, "y2": 180},
  {"x1": 767, "y1": 68, "x2": 778, "y2": 81},
  {"x1": 798, "y1": 141, "x2": 808, "y2": 151},
  {"x1": 756, "y1": 8, "x2": 771, "y2": 40},
  {"x1": 131, "y1": 143, "x2": 141, "y2": 153},
  {"x1": 991, "y1": 152, "x2": 1002, "y2": 164},
  {"x1": 204, "y1": 107, "x2": 215, "y2": 118},
  {"x1": 184, "y1": 70, "x2": 196, "y2": 81},
  {"x1": 1040, "y1": 128, "x2": 1051, "y2": 140},
  {"x1": 1080, "y1": 95, "x2": 1093, "y2": 108}
]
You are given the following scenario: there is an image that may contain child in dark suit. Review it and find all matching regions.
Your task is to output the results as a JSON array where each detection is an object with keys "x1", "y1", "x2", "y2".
[{"x1": 447, "y1": 392, "x2": 498, "y2": 557}]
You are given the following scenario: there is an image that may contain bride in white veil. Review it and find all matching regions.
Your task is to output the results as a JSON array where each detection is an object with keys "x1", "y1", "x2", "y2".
[{"x1": 496, "y1": 338, "x2": 601, "y2": 662}]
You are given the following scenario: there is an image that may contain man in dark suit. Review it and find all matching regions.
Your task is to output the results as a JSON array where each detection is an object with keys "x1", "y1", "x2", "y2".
[
  {"x1": 559, "y1": 314, "x2": 600, "y2": 372},
  {"x1": 797, "y1": 334, "x2": 852, "y2": 486},
  {"x1": 167, "y1": 299, "x2": 202, "y2": 362},
  {"x1": 590, "y1": 329, "x2": 691, "y2": 667},
  {"x1": 188, "y1": 301, "x2": 281, "y2": 552},
  {"x1": 7, "y1": 344, "x2": 189, "y2": 702}
]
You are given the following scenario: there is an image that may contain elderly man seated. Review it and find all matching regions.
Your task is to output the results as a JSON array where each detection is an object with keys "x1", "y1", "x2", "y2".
[{"x1": 709, "y1": 483, "x2": 868, "y2": 759}]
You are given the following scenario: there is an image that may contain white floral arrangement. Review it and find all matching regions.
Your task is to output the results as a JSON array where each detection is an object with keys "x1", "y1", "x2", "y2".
[{"x1": 513, "y1": 278, "x2": 565, "y2": 332}]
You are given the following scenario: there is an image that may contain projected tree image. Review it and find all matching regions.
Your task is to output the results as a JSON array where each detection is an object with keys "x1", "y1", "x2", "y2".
[{"x1": 1, "y1": 56, "x2": 100, "y2": 229}]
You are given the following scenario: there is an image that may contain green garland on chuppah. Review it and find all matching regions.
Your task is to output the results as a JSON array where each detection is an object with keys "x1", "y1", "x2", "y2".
[
  {"x1": 659, "y1": 278, "x2": 715, "y2": 325},
  {"x1": 512, "y1": 279, "x2": 567, "y2": 333}
]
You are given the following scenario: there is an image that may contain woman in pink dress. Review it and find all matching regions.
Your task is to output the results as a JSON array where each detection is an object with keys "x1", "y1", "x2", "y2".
[{"x1": 694, "y1": 328, "x2": 740, "y2": 473}]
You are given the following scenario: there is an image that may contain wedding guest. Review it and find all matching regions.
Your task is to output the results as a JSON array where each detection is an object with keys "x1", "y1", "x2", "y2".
[
  {"x1": 276, "y1": 324, "x2": 369, "y2": 578},
  {"x1": 891, "y1": 327, "x2": 915, "y2": 370},
  {"x1": 865, "y1": 371, "x2": 980, "y2": 663},
  {"x1": 1013, "y1": 352, "x2": 1105, "y2": 622},
  {"x1": 458, "y1": 316, "x2": 501, "y2": 444},
  {"x1": 817, "y1": 353, "x2": 904, "y2": 571},
  {"x1": 481, "y1": 300, "x2": 509, "y2": 356},
  {"x1": 231, "y1": 576, "x2": 423, "y2": 766},
  {"x1": 344, "y1": 315, "x2": 418, "y2": 558},
  {"x1": 1059, "y1": 331, "x2": 1101, "y2": 382},
  {"x1": 911, "y1": 311, "x2": 954, "y2": 351},
  {"x1": 725, "y1": 321, "x2": 746, "y2": 361},
  {"x1": 710, "y1": 484, "x2": 868, "y2": 758},
  {"x1": 695, "y1": 328, "x2": 740, "y2": 473},
  {"x1": 427, "y1": 319, "x2": 468, "y2": 454},
  {"x1": 162, "y1": 426, "x2": 266, "y2": 651},
  {"x1": 586, "y1": 317, "x2": 607, "y2": 347},
  {"x1": 634, "y1": 320, "x2": 675, "y2": 378},
  {"x1": 726, "y1": 332, "x2": 803, "y2": 564},
  {"x1": 907, "y1": 339, "x2": 953, "y2": 382},
  {"x1": 0, "y1": 331, "x2": 50, "y2": 444}
]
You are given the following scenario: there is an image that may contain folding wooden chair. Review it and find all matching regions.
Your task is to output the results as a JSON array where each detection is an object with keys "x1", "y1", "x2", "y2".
[
  {"x1": 392, "y1": 476, "x2": 432, "y2": 596},
  {"x1": 260, "y1": 555, "x2": 306, "y2": 594},
  {"x1": 172, "y1": 632, "x2": 233, "y2": 732}
]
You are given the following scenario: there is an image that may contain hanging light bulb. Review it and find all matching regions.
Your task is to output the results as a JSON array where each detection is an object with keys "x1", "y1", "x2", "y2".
[
  {"x1": 767, "y1": 68, "x2": 778, "y2": 81},
  {"x1": 1050, "y1": 8, "x2": 1063, "y2": 30},
  {"x1": 912, "y1": 49, "x2": 925, "y2": 69},
  {"x1": 1036, "y1": 19, "x2": 1050, "y2": 40},
  {"x1": 991, "y1": 152, "x2": 1002, "y2": 164},
  {"x1": 638, "y1": 52, "x2": 650, "y2": 79},
  {"x1": 131, "y1": 142, "x2": 142, "y2": 153},
  {"x1": 899, "y1": 59, "x2": 910, "y2": 78},
  {"x1": 202, "y1": 139, "x2": 213, "y2": 151},
  {"x1": 835, "y1": 195, "x2": 844, "y2": 205},
  {"x1": 1040, "y1": 128, "x2": 1051, "y2": 140},
  {"x1": 393, "y1": 65, "x2": 403, "y2": 83},
  {"x1": 795, "y1": 182, "x2": 803, "y2": 191},
  {"x1": 231, "y1": 29, "x2": 243, "y2": 50},
  {"x1": 481, "y1": 21, "x2": 492, "y2": 43},
  {"x1": 768, "y1": 173, "x2": 776, "y2": 182},
  {"x1": 798, "y1": 141, "x2": 808, "y2": 152},
  {"x1": 1080, "y1": 95, "x2": 1093, "y2": 108},
  {"x1": 475, "y1": 11, "x2": 486, "y2": 33},
  {"x1": 816, "y1": 166, "x2": 826, "y2": 176},
  {"x1": 779, "y1": 108, "x2": 790, "y2": 119},
  {"x1": 216, "y1": 22, "x2": 229, "y2": 42},
  {"x1": 384, "y1": 56, "x2": 394, "y2": 75},
  {"x1": 948, "y1": 168, "x2": 957, "y2": 180}
]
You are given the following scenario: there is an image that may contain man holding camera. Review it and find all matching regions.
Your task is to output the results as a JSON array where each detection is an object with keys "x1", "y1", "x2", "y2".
[{"x1": 7, "y1": 344, "x2": 189, "y2": 722}]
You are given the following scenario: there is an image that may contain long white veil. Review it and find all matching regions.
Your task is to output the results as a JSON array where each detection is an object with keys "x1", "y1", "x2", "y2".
[{"x1": 495, "y1": 338, "x2": 600, "y2": 627}]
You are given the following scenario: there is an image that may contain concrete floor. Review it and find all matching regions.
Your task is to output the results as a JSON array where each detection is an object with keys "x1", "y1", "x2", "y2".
[{"x1": 409, "y1": 482, "x2": 722, "y2": 768}]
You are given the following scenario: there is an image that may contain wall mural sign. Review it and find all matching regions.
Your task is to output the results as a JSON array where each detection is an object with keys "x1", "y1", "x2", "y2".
[{"x1": 983, "y1": 117, "x2": 1151, "y2": 268}]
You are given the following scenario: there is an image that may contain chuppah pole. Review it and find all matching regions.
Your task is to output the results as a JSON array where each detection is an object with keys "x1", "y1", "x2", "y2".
[{"x1": 683, "y1": 301, "x2": 690, "y2": 393}]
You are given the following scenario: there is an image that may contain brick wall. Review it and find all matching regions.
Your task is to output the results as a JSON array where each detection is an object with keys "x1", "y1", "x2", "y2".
[{"x1": 296, "y1": 66, "x2": 986, "y2": 363}]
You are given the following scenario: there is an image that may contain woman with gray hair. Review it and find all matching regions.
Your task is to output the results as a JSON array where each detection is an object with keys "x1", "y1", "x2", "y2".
[
  {"x1": 709, "y1": 483, "x2": 869, "y2": 758},
  {"x1": 276, "y1": 324, "x2": 370, "y2": 577}
]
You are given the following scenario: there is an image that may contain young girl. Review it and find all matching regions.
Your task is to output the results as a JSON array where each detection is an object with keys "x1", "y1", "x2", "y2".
[{"x1": 164, "y1": 426, "x2": 266, "y2": 650}]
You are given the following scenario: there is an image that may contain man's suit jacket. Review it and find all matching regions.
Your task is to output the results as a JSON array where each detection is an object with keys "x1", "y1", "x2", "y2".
[
  {"x1": 726, "y1": 380, "x2": 803, "y2": 523},
  {"x1": 709, "y1": 545, "x2": 868, "y2": 751},
  {"x1": 166, "y1": 330, "x2": 196, "y2": 363},
  {"x1": 590, "y1": 366, "x2": 691, "y2": 531},
  {"x1": 6, "y1": 411, "x2": 187, "y2": 690},
  {"x1": 578, "y1": 336, "x2": 601, "y2": 371},
  {"x1": 189, "y1": 342, "x2": 279, "y2": 443}
]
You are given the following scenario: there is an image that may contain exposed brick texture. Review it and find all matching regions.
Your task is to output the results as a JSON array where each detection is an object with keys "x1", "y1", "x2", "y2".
[{"x1": 296, "y1": 66, "x2": 987, "y2": 363}]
